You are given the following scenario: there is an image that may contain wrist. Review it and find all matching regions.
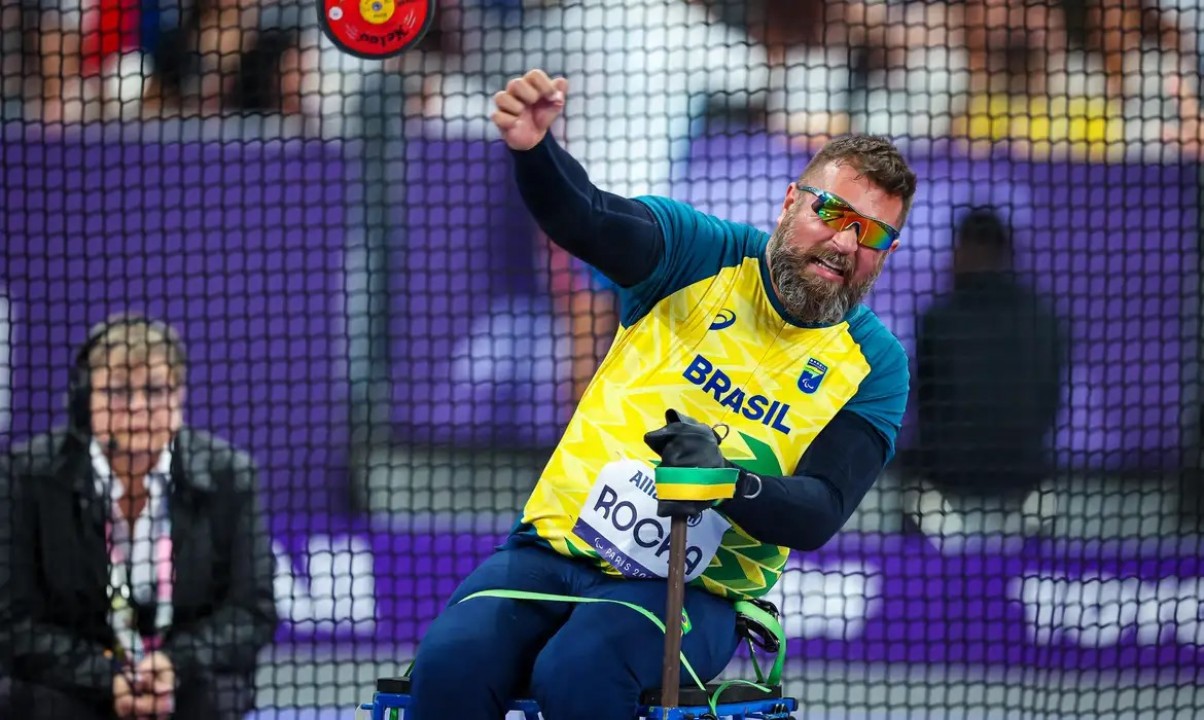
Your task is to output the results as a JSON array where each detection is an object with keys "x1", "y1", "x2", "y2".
[
  {"x1": 721, "y1": 464, "x2": 762, "y2": 501},
  {"x1": 157, "y1": 645, "x2": 186, "y2": 681},
  {"x1": 736, "y1": 470, "x2": 763, "y2": 499},
  {"x1": 654, "y1": 466, "x2": 740, "y2": 503},
  {"x1": 507, "y1": 131, "x2": 552, "y2": 155},
  {"x1": 105, "y1": 649, "x2": 127, "y2": 680}
]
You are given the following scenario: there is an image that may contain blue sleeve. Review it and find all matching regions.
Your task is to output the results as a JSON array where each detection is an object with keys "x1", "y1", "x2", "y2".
[
  {"x1": 721, "y1": 410, "x2": 888, "y2": 551},
  {"x1": 587, "y1": 265, "x2": 618, "y2": 292},
  {"x1": 509, "y1": 135, "x2": 664, "y2": 289},
  {"x1": 844, "y1": 322, "x2": 910, "y2": 459},
  {"x1": 623, "y1": 195, "x2": 761, "y2": 327}
]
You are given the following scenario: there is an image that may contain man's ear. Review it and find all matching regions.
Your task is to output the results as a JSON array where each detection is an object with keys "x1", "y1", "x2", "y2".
[
  {"x1": 778, "y1": 182, "x2": 801, "y2": 225},
  {"x1": 170, "y1": 387, "x2": 186, "y2": 434}
]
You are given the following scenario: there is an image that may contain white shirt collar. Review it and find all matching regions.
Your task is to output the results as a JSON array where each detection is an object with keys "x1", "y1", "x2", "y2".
[{"x1": 90, "y1": 438, "x2": 173, "y2": 501}]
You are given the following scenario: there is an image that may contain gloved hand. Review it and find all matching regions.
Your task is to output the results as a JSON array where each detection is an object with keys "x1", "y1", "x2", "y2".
[{"x1": 644, "y1": 409, "x2": 741, "y2": 519}]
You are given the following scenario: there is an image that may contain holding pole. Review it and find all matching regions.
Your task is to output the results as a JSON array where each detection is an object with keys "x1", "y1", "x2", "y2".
[{"x1": 644, "y1": 409, "x2": 742, "y2": 712}]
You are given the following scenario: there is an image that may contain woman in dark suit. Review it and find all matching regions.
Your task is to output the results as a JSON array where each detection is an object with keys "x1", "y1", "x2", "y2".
[{"x1": 1, "y1": 314, "x2": 279, "y2": 720}]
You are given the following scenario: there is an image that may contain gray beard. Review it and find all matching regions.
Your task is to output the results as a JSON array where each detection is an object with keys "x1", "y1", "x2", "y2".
[{"x1": 766, "y1": 217, "x2": 882, "y2": 325}]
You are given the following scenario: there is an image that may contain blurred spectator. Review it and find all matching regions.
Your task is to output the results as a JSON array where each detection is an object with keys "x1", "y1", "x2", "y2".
[
  {"x1": 0, "y1": 313, "x2": 278, "y2": 720},
  {"x1": 226, "y1": 26, "x2": 302, "y2": 113},
  {"x1": 697, "y1": 0, "x2": 886, "y2": 142},
  {"x1": 850, "y1": 0, "x2": 972, "y2": 140},
  {"x1": 140, "y1": 0, "x2": 244, "y2": 116},
  {"x1": 1061, "y1": 0, "x2": 1202, "y2": 152},
  {"x1": 225, "y1": 0, "x2": 313, "y2": 116},
  {"x1": 142, "y1": 0, "x2": 313, "y2": 118},
  {"x1": 914, "y1": 207, "x2": 1066, "y2": 503},
  {"x1": 409, "y1": 0, "x2": 768, "y2": 196},
  {"x1": 950, "y1": 0, "x2": 1201, "y2": 158},
  {"x1": 11, "y1": 0, "x2": 316, "y2": 121},
  {"x1": 22, "y1": 0, "x2": 87, "y2": 122},
  {"x1": 951, "y1": 0, "x2": 1118, "y2": 157},
  {"x1": 961, "y1": 0, "x2": 1066, "y2": 98}
]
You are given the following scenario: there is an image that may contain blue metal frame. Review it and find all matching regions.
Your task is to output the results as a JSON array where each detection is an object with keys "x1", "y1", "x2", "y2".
[
  {"x1": 639, "y1": 698, "x2": 798, "y2": 719},
  {"x1": 363, "y1": 690, "x2": 798, "y2": 720},
  {"x1": 362, "y1": 692, "x2": 542, "y2": 720}
]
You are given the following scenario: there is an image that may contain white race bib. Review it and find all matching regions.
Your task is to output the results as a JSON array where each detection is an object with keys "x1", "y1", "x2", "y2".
[{"x1": 571, "y1": 459, "x2": 730, "y2": 582}]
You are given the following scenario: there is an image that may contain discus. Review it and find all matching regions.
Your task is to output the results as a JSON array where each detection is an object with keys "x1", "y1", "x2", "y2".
[{"x1": 318, "y1": 0, "x2": 435, "y2": 59}]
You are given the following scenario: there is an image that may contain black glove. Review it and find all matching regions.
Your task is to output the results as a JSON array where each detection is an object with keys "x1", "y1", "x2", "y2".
[{"x1": 644, "y1": 409, "x2": 739, "y2": 518}]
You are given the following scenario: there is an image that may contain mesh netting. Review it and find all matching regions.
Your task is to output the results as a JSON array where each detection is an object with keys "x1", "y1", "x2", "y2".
[{"x1": 3, "y1": 0, "x2": 1204, "y2": 718}]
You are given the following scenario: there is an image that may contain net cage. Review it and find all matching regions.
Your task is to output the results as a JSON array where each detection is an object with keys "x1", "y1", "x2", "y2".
[{"x1": 2, "y1": 0, "x2": 1204, "y2": 717}]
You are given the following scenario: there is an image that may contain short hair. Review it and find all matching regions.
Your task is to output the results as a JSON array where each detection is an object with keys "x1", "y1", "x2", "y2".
[
  {"x1": 86, "y1": 314, "x2": 188, "y2": 387},
  {"x1": 955, "y1": 206, "x2": 1012, "y2": 253},
  {"x1": 799, "y1": 135, "x2": 918, "y2": 228}
]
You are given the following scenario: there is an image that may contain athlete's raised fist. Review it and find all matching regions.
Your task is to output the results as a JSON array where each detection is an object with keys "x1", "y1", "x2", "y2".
[{"x1": 491, "y1": 69, "x2": 568, "y2": 152}]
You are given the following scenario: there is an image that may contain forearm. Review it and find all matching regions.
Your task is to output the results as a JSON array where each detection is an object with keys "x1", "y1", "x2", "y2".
[
  {"x1": 164, "y1": 478, "x2": 278, "y2": 678},
  {"x1": 719, "y1": 411, "x2": 889, "y2": 551},
  {"x1": 510, "y1": 133, "x2": 663, "y2": 287},
  {"x1": 3, "y1": 620, "x2": 115, "y2": 698},
  {"x1": 720, "y1": 472, "x2": 848, "y2": 550},
  {"x1": 1, "y1": 458, "x2": 114, "y2": 699}
]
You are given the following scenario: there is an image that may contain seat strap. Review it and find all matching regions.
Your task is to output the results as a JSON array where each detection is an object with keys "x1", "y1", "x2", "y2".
[{"x1": 731, "y1": 600, "x2": 787, "y2": 687}]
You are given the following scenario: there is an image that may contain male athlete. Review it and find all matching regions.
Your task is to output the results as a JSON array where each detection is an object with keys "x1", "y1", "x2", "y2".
[{"x1": 407, "y1": 69, "x2": 917, "y2": 720}]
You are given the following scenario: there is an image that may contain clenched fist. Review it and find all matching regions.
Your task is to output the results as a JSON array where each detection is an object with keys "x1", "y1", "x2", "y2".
[{"x1": 491, "y1": 69, "x2": 568, "y2": 151}]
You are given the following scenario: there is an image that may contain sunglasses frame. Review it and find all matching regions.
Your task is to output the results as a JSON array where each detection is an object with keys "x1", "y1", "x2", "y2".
[{"x1": 795, "y1": 183, "x2": 901, "y2": 251}]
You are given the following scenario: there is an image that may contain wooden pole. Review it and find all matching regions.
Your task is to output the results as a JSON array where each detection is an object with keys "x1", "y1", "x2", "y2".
[{"x1": 659, "y1": 516, "x2": 689, "y2": 709}]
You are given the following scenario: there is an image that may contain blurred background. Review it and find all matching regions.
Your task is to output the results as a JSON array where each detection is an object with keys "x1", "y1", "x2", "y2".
[{"x1": 2, "y1": 0, "x2": 1204, "y2": 717}]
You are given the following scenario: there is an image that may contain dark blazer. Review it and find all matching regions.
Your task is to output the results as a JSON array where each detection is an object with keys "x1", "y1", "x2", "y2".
[{"x1": 0, "y1": 427, "x2": 279, "y2": 710}]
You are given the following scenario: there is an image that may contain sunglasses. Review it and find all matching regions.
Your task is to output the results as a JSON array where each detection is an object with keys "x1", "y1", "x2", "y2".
[{"x1": 796, "y1": 184, "x2": 900, "y2": 251}]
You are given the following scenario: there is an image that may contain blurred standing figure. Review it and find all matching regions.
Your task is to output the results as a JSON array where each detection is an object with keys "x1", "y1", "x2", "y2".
[
  {"x1": 1, "y1": 313, "x2": 278, "y2": 720},
  {"x1": 915, "y1": 208, "x2": 1067, "y2": 504}
]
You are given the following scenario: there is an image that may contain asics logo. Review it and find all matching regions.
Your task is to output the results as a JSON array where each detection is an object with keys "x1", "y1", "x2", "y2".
[{"x1": 709, "y1": 309, "x2": 736, "y2": 331}]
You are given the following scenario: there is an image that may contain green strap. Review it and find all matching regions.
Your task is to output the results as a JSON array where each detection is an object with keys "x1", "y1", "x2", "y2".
[
  {"x1": 746, "y1": 637, "x2": 765, "y2": 683},
  {"x1": 731, "y1": 600, "x2": 787, "y2": 687},
  {"x1": 457, "y1": 589, "x2": 708, "y2": 693},
  {"x1": 702, "y1": 679, "x2": 775, "y2": 717},
  {"x1": 401, "y1": 589, "x2": 789, "y2": 713}
]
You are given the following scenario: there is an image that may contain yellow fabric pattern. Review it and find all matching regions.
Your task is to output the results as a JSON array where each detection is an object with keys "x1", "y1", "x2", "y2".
[{"x1": 519, "y1": 257, "x2": 873, "y2": 600}]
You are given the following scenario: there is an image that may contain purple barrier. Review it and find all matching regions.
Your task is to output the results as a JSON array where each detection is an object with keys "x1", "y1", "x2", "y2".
[
  {"x1": 387, "y1": 138, "x2": 574, "y2": 448},
  {"x1": 270, "y1": 524, "x2": 1204, "y2": 670},
  {"x1": 0, "y1": 129, "x2": 352, "y2": 517},
  {"x1": 388, "y1": 131, "x2": 1200, "y2": 470}
]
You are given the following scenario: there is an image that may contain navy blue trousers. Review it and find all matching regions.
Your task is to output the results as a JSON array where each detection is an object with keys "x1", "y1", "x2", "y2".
[{"x1": 407, "y1": 542, "x2": 740, "y2": 720}]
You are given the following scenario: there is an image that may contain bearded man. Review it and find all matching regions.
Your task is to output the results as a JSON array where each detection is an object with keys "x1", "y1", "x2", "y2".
[{"x1": 404, "y1": 68, "x2": 918, "y2": 720}]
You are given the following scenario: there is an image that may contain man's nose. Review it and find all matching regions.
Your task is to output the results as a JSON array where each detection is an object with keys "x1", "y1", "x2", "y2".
[
  {"x1": 829, "y1": 225, "x2": 860, "y2": 254},
  {"x1": 127, "y1": 390, "x2": 150, "y2": 412}
]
